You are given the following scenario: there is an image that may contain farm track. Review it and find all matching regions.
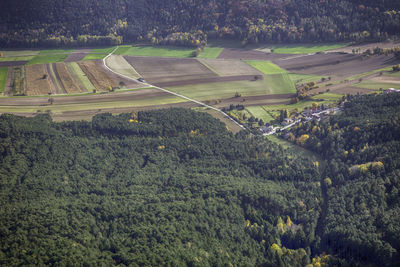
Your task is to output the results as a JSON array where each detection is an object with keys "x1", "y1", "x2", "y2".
[{"x1": 153, "y1": 75, "x2": 263, "y2": 87}]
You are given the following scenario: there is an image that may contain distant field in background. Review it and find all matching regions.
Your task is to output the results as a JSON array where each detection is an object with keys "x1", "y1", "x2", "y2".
[
  {"x1": 82, "y1": 54, "x2": 108, "y2": 61},
  {"x1": 0, "y1": 56, "x2": 34, "y2": 62},
  {"x1": 288, "y1": 73, "x2": 326, "y2": 85},
  {"x1": 0, "y1": 67, "x2": 8, "y2": 93},
  {"x1": 271, "y1": 43, "x2": 348, "y2": 54},
  {"x1": 27, "y1": 54, "x2": 69, "y2": 65},
  {"x1": 115, "y1": 45, "x2": 195, "y2": 58},
  {"x1": 39, "y1": 49, "x2": 74, "y2": 54},
  {"x1": 91, "y1": 47, "x2": 116, "y2": 54},
  {"x1": 246, "y1": 60, "x2": 287, "y2": 74},
  {"x1": 1, "y1": 50, "x2": 39, "y2": 57},
  {"x1": 105, "y1": 55, "x2": 141, "y2": 79},
  {"x1": 197, "y1": 47, "x2": 224, "y2": 58}
]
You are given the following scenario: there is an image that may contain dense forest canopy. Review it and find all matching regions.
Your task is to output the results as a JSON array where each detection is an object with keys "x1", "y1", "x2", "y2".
[{"x1": 1, "y1": 0, "x2": 400, "y2": 47}]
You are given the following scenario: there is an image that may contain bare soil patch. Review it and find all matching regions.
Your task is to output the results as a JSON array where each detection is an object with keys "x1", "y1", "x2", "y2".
[
  {"x1": 276, "y1": 53, "x2": 399, "y2": 77},
  {"x1": 124, "y1": 56, "x2": 217, "y2": 83},
  {"x1": 64, "y1": 53, "x2": 88, "y2": 62},
  {"x1": 78, "y1": 60, "x2": 118, "y2": 91},
  {"x1": 198, "y1": 58, "x2": 262, "y2": 76},
  {"x1": 154, "y1": 75, "x2": 263, "y2": 87},
  {"x1": 218, "y1": 48, "x2": 291, "y2": 60},
  {"x1": 25, "y1": 64, "x2": 52, "y2": 96},
  {"x1": 55, "y1": 63, "x2": 83, "y2": 94},
  {"x1": 0, "y1": 61, "x2": 28, "y2": 67}
]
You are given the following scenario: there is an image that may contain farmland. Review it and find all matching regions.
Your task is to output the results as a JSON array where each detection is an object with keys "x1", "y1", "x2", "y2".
[
  {"x1": 270, "y1": 43, "x2": 348, "y2": 54},
  {"x1": 25, "y1": 64, "x2": 52, "y2": 96},
  {"x1": 105, "y1": 55, "x2": 141, "y2": 79},
  {"x1": 27, "y1": 54, "x2": 69, "y2": 65},
  {"x1": 78, "y1": 61, "x2": 118, "y2": 91},
  {"x1": 54, "y1": 63, "x2": 83, "y2": 94},
  {"x1": 0, "y1": 68, "x2": 8, "y2": 93},
  {"x1": 66, "y1": 62, "x2": 95, "y2": 91},
  {"x1": 82, "y1": 54, "x2": 108, "y2": 61},
  {"x1": 198, "y1": 58, "x2": 261, "y2": 76},
  {"x1": 245, "y1": 60, "x2": 287, "y2": 74},
  {"x1": 115, "y1": 45, "x2": 195, "y2": 58}
]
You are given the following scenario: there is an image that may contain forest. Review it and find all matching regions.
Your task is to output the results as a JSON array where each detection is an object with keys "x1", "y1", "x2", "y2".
[{"x1": 1, "y1": 0, "x2": 400, "y2": 47}]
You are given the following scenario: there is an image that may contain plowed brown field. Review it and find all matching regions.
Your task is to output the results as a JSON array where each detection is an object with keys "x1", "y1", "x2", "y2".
[
  {"x1": 55, "y1": 63, "x2": 82, "y2": 94},
  {"x1": 25, "y1": 64, "x2": 52, "y2": 96},
  {"x1": 78, "y1": 60, "x2": 118, "y2": 91}
]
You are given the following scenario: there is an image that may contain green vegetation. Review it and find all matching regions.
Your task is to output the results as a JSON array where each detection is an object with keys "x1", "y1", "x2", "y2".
[
  {"x1": 385, "y1": 71, "x2": 400, "y2": 77},
  {"x1": 66, "y1": 62, "x2": 96, "y2": 91},
  {"x1": 48, "y1": 63, "x2": 62, "y2": 93},
  {"x1": 271, "y1": 43, "x2": 348, "y2": 54},
  {"x1": 27, "y1": 54, "x2": 69, "y2": 65},
  {"x1": 353, "y1": 80, "x2": 399, "y2": 90},
  {"x1": 167, "y1": 74, "x2": 295, "y2": 101},
  {"x1": 39, "y1": 49, "x2": 74, "y2": 54},
  {"x1": 246, "y1": 106, "x2": 275, "y2": 123},
  {"x1": 82, "y1": 54, "x2": 108, "y2": 61},
  {"x1": 246, "y1": 60, "x2": 287, "y2": 74},
  {"x1": 0, "y1": 56, "x2": 35, "y2": 62},
  {"x1": 0, "y1": 67, "x2": 9, "y2": 93},
  {"x1": 0, "y1": 109, "x2": 323, "y2": 266},
  {"x1": 115, "y1": 45, "x2": 195, "y2": 58},
  {"x1": 288, "y1": 73, "x2": 326, "y2": 85},
  {"x1": 0, "y1": 50, "x2": 39, "y2": 57},
  {"x1": 90, "y1": 47, "x2": 116, "y2": 54},
  {"x1": 197, "y1": 47, "x2": 224, "y2": 58}
]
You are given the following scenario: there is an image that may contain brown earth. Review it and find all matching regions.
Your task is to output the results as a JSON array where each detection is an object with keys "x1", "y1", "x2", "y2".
[
  {"x1": 64, "y1": 53, "x2": 88, "y2": 62},
  {"x1": 78, "y1": 60, "x2": 118, "y2": 91},
  {"x1": 0, "y1": 61, "x2": 28, "y2": 67},
  {"x1": 96, "y1": 60, "x2": 143, "y2": 89},
  {"x1": 124, "y1": 56, "x2": 217, "y2": 83},
  {"x1": 25, "y1": 64, "x2": 52, "y2": 96},
  {"x1": 55, "y1": 63, "x2": 83, "y2": 94},
  {"x1": 45, "y1": 64, "x2": 61, "y2": 94},
  {"x1": 154, "y1": 75, "x2": 263, "y2": 87},
  {"x1": 218, "y1": 48, "x2": 292, "y2": 60},
  {"x1": 52, "y1": 63, "x2": 67, "y2": 94},
  {"x1": 275, "y1": 53, "x2": 400, "y2": 77}
]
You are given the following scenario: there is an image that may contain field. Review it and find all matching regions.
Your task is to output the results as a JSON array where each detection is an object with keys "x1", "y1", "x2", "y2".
[
  {"x1": 82, "y1": 54, "x2": 108, "y2": 61},
  {"x1": 0, "y1": 50, "x2": 39, "y2": 57},
  {"x1": 115, "y1": 45, "x2": 195, "y2": 58},
  {"x1": 10, "y1": 66, "x2": 25, "y2": 96},
  {"x1": 91, "y1": 47, "x2": 116, "y2": 54},
  {"x1": 245, "y1": 60, "x2": 287, "y2": 74},
  {"x1": 39, "y1": 49, "x2": 74, "y2": 54},
  {"x1": 64, "y1": 53, "x2": 88, "y2": 62},
  {"x1": 27, "y1": 54, "x2": 69, "y2": 65},
  {"x1": 384, "y1": 71, "x2": 400, "y2": 77},
  {"x1": 47, "y1": 63, "x2": 63, "y2": 94},
  {"x1": 288, "y1": 73, "x2": 326, "y2": 85},
  {"x1": 197, "y1": 58, "x2": 261, "y2": 76},
  {"x1": 78, "y1": 61, "x2": 118, "y2": 91},
  {"x1": 25, "y1": 64, "x2": 52, "y2": 96},
  {"x1": 270, "y1": 43, "x2": 348, "y2": 54},
  {"x1": 0, "y1": 56, "x2": 35, "y2": 62},
  {"x1": 246, "y1": 106, "x2": 275, "y2": 122},
  {"x1": 218, "y1": 48, "x2": 289, "y2": 60},
  {"x1": 66, "y1": 62, "x2": 95, "y2": 91},
  {"x1": 105, "y1": 55, "x2": 141, "y2": 79},
  {"x1": 0, "y1": 68, "x2": 8, "y2": 93},
  {"x1": 54, "y1": 63, "x2": 83, "y2": 94},
  {"x1": 197, "y1": 47, "x2": 224, "y2": 58},
  {"x1": 353, "y1": 79, "x2": 400, "y2": 90}
]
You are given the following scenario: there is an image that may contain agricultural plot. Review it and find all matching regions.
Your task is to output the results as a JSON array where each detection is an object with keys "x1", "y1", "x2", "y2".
[
  {"x1": 218, "y1": 48, "x2": 290, "y2": 60},
  {"x1": 82, "y1": 54, "x2": 108, "y2": 61},
  {"x1": 198, "y1": 58, "x2": 261, "y2": 76},
  {"x1": 270, "y1": 43, "x2": 348, "y2": 54},
  {"x1": 66, "y1": 62, "x2": 94, "y2": 91},
  {"x1": 116, "y1": 45, "x2": 195, "y2": 58},
  {"x1": 197, "y1": 47, "x2": 224, "y2": 58},
  {"x1": 47, "y1": 63, "x2": 63, "y2": 94},
  {"x1": 105, "y1": 55, "x2": 140, "y2": 79},
  {"x1": 288, "y1": 73, "x2": 326, "y2": 85},
  {"x1": 27, "y1": 54, "x2": 69, "y2": 65},
  {"x1": 39, "y1": 49, "x2": 74, "y2": 54},
  {"x1": 78, "y1": 61, "x2": 118, "y2": 91},
  {"x1": 384, "y1": 71, "x2": 400, "y2": 78},
  {"x1": 352, "y1": 78, "x2": 400, "y2": 90},
  {"x1": 64, "y1": 53, "x2": 88, "y2": 62},
  {"x1": 0, "y1": 68, "x2": 8, "y2": 93},
  {"x1": 124, "y1": 56, "x2": 217, "y2": 84},
  {"x1": 54, "y1": 63, "x2": 83, "y2": 94},
  {"x1": 25, "y1": 64, "x2": 52, "y2": 96},
  {"x1": 245, "y1": 60, "x2": 287, "y2": 74},
  {"x1": 246, "y1": 106, "x2": 275, "y2": 122},
  {"x1": 0, "y1": 56, "x2": 35, "y2": 62},
  {"x1": 0, "y1": 50, "x2": 39, "y2": 57},
  {"x1": 91, "y1": 47, "x2": 116, "y2": 54},
  {"x1": 10, "y1": 66, "x2": 25, "y2": 96}
]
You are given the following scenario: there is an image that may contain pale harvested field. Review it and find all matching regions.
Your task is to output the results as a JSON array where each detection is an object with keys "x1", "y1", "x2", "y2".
[
  {"x1": 55, "y1": 63, "x2": 82, "y2": 94},
  {"x1": 369, "y1": 76, "x2": 400, "y2": 84},
  {"x1": 197, "y1": 58, "x2": 262, "y2": 76},
  {"x1": 78, "y1": 61, "x2": 118, "y2": 91},
  {"x1": 25, "y1": 64, "x2": 52, "y2": 96},
  {"x1": 106, "y1": 55, "x2": 140, "y2": 79},
  {"x1": 124, "y1": 56, "x2": 217, "y2": 83}
]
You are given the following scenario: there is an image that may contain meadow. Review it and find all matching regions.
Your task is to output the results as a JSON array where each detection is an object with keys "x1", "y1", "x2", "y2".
[{"x1": 0, "y1": 68, "x2": 8, "y2": 93}]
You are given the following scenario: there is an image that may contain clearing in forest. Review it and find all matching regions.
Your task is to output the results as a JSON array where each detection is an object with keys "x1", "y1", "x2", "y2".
[{"x1": 25, "y1": 64, "x2": 52, "y2": 96}]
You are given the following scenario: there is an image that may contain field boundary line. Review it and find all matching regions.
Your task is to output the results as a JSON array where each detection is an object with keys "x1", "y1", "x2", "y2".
[{"x1": 103, "y1": 47, "x2": 246, "y2": 131}]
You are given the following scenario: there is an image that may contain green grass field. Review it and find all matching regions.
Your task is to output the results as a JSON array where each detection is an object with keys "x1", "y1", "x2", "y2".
[
  {"x1": 115, "y1": 45, "x2": 195, "y2": 58},
  {"x1": 0, "y1": 56, "x2": 35, "y2": 62},
  {"x1": 246, "y1": 106, "x2": 275, "y2": 122},
  {"x1": 39, "y1": 49, "x2": 74, "y2": 54},
  {"x1": 67, "y1": 62, "x2": 96, "y2": 91},
  {"x1": 27, "y1": 54, "x2": 69, "y2": 65},
  {"x1": 91, "y1": 47, "x2": 116, "y2": 54},
  {"x1": 353, "y1": 80, "x2": 400, "y2": 90},
  {"x1": 166, "y1": 73, "x2": 295, "y2": 101},
  {"x1": 82, "y1": 54, "x2": 108, "y2": 61},
  {"x1": 271, "y1": 43, "x2": 348, "y2": 54},
  {"x1": 0, "y1": 67, "x2": 9, "y2": 93},
  {"x1": 198, "y1": 47, "x2": 224, "y2": 58},
  {"x1": 384, "y1": 71, "x2": 400, "y2": 77},
  {"x1": 288, "y1": 73, "x2": 326, "y2": 85},
  {"x1": 1, "y1": 50, "x2": 40, "y2": 57},
  {"x1": 246, "y1": 61, "x2": 287, "y2": 74}
]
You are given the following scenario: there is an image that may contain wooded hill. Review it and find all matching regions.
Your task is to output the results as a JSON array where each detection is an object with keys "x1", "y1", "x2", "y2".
[{"x1": 1, "y1": 0, "x2": 400, "y2": 47}]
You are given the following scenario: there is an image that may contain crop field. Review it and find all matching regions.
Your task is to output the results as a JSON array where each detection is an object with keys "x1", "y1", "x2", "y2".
[
  {"x1": 0, "y1": 50, "x2": 39, "y2": 57},
  {"x1": 270, "y1": 43, "x2": 348, "y2": 54},
  {"x1": 198, "y1": 58, "x2": 261, "y2": 76},
  {"x1": 47, "y1": 63, "x2": 63, "y2": 94},
  {"x1": 64, "y1": 53, "x2": 88, "y2": 62},
  {"x1": 124, "y1": 56, "x2": 217, "y2": 83},
  {"x1": 288, "y1": 73, "x2": 326, "y2": 85},
  {"x1": 384, "y1": 71, "x2": 400, "y2": 77},
  {"x1": 166, "y1": 73, "x2": 296, "y2": 101},
  {"x1": 39, "y1": 49, "x2": 74, "y2": 54},
  {"x1": 352, "y1": 79, "x2": 400, "y2": 90},
  {"x1": 54, "y1": 63, "x2": 83, "y2": 94},
  {"x1": 245, "y1": 60, "x2": 287, "y2": 74},
  {"x1": 218, "y1": 48, "x2": 289, "y2": 60},
  {"x1": 197, "y1": 47, "x2": 224, "y2": 58},
  {"x1": 91, "y1": 47, "x2": 116, "y2": 54},
  {"x1": 0, "y1": 56, "x2": 35, "y2": 62},
  {"x1": 82, "y1": 54, "x2": 108, "y2": 61},
  {"x1": 27, "y1": 54, "x2": 69, "y2": 65},
  {"x1": 105, "y1": 55, "x2": 140, "y2": 79},
  {"x1": 115, "y1": 45, "x2": 195, "y2": 58},
  {"x1": 246, "y1": 106, "x2": 275, "y2": 122},
  {"x1": 0, "y1": 68, "x2": 8, "y2": 93},
  {"x1": 78, "y1": 61, "x2": 118, "y2": 91},
  {"x1": 10, "y1": 66, "x2": 25, "y2": 96},
  {"x1": 66, "y1": 62, "x2": 94, "y2": 91},
  {"x1": 25, "y1": 64, "x2": 52, "y2": 96}
]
